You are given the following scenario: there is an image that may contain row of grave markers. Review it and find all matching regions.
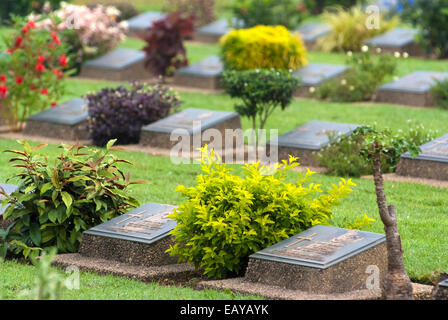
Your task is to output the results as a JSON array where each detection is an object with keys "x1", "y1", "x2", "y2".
[
  {"x1": 18, "y1": 100, "x2": 448, "y2": 182},
  {"x1": 79, "y1": 48, "x2": 448, "y2": 108},
  {"x1": 126, "y1": 11, "x2": 424, "y2": 57}
]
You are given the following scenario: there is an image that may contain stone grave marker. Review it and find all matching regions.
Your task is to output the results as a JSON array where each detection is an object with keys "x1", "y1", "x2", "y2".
[
  {"x1": 396, "y1": 134, "x2": 448, "y2": 181},
  {"x1": 79, "y1": 202, "x2": 178, "y2": 266},
  {"x1": 80, "y1": 48, "x2": 150, "y2": 81},
  {"x1": 140, "y1": 108, "x2": 241, "y2": 154},
  {"x1": 23, "y1": 98, "x2": 89, "y2": 141},
  {"x1": 267, "y1": 120, "x2": 358, "y2": 166},
  {"x1": 376, "y1": 71, "x2": 448, "y2": 107},
  {"x1": 245, "y1": 225, "x2": 387, "y2": 294},
  {"x1": 173, "y1": 55, "x2": 224, "y2": 90},
  {"x1": 434, "y1": 279, "x2": 448, "y2": 300},
  {"x1": 127, "y1": 11, "x2": 167, "y2": 37},
  {"x1": 365, "y1": 28, "x2": 423, "y2": 57},
  {"x1": 293, "y1": 63, "x2": 348, "y2": 97},
  {"x1": 0, "y1": 183, "x2": 17, "y2": 229},
  {"x1": 294, "y1": 22, "x2": 331, "y2": 49},
  {"x1": 195, "y1": 18, "x2": 243, "y2": 43}
]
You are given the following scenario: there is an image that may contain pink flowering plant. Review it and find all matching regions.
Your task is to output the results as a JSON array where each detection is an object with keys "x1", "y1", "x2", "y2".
[
  {"x1": 0, "y1": 17, "x2": 69, "y2": 132},
  {"x1": 32, "y1": 2, "x2": 128, "y2": 71}
]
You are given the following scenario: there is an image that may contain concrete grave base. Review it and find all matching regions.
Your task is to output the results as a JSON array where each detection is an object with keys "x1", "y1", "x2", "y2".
[
  {"x1": 173, "y1": 73, "x2": 222, "y2": 90},
  {"x1": 52, "y1": 253, "x2": 201, "y2": 284},
  {"x1": 23, "y1": 120, "x2": 89, "y2": 141},
  {"x1": 375, "y1": 90, "x2": 433, "y2": 107},
  {"x1": 395, "y1": 158, "x2": 448, "y2": 181},
  {"x1": 274, "y1": 145, "x2": 317, "y2": 167},
  {"x1": 199, "y1": 278, "x2": 433, "y2": 300}
]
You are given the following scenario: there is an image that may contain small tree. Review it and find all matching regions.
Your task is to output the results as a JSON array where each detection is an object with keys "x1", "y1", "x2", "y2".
[
  {"x1": 353, "y1": 126, "x2": 420, "y2": 300},
  {"x1": 221, "y1": 68, "x2": 300, "y2": 148}
]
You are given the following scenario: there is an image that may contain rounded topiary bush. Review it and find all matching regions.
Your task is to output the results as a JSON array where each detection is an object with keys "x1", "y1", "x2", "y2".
[
  {"x1": 167, "y1": 147, "x2": 355, "y2": 279},
  {"x1": 219, "y1": 25, "x2": 308, "y2": 71}
]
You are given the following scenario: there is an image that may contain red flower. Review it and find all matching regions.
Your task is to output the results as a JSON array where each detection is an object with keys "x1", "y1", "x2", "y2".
[
  {"x1": 41, "y1": 89, "x2": 48, "y2": 95},
  {"x1": 16, "y1": 77, "x2": 23, "y2": 84},
  {"x1": 0, "y1": 85, "x2": 8, "y2": 99},
  {"x1": 6, "y1": 48, "x2": 12, "y2": 53},
  {"x1": 297, "y1": 3, "x2": 306, "y2": 12},
  {"x1": 14, "y1": 37, "x2": 23, "y2": 48},
  {"x1": 0, "y1": 75, "x2": 6, "y2": 82},
  {"x1": 21, "y1": 27, "x2": 28, "y2": 35},
  {"x1": 52, "y1": 68, "x2": 59, "y2": 76},
  {"x1": 36, "y1": 63, "x2": 45, "y2": 72},
  {"x1": 58, "y1": 54, "x2": 67, "y2": 67},
  {"x1": 51, "y1": 32, "x2": 61, "y2": 45},
  {"x1": 26, "y1": 21, "x2": 36, "y2": 29},
  {"x1": 38, "y1": 55, "x2": 45, "y2": 63},
  {"x1": 51, "y1": 102, "x2": 57, "y2": 107},
  {"x1": 48, "y1": 43, "x2": 55, "y2": 51}
]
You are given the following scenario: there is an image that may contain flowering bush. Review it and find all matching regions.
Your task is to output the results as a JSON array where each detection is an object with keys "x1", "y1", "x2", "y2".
[
  {"x1": 143, "y1": 12, "x2": 194, "y2": 77},
  {"x1": 32, "y1": 2, "x2": 128, "y2": 72},
  {"x1": 220, "y1": 25, "x2": 308, "y2": 71},
  {"x1": 0, "y1": 17, "x2": 68, "y2": 132},
  {"x1": 163, "y1": 0, "x2": 216, "y2": 27},
  {"x1": 86, "y1": 82, "x2": 182, "y2": 147},
  {"x1": 314, "y1": 46, "x2": 398, "y2": 102}
]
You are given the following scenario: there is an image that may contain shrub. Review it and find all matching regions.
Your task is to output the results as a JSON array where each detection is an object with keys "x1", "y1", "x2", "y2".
[
  {"x1": 167, "y1": 146, "x2": 356, "y2": 279},
  {"x1": 220, "y1": 25, "x2": 308, "y2": 71},
  {"x1": 316, "y1": 121, "x2": 438, "y2": 177},
  {"x1": 314, "y1": 47, "x2": 398, "y2": 102},
  {"x1": 401, "y1": 0, "x2": 448, "y2": 58},
  {"x1": 142, "y1": 12, "x2": 194, "y2": 77},
  {"x1": 86, "y1": 82, "x2": 182, "y2": 147},
  {"x1": 431, "y1": 78, "x2": 448, "y2": 109},
  {"x1": 163, "y1": 0, "x2": 216, "y2": 28},
  {"x1": 316, "y1": 6, "x2": 399, "y2": 52},
  {"x1": 231, "y1": 0, "x2": 306, "y2": 29},
  {"x1": 221, "y1": 69, "x2": 299, "y2": 146},
  {"x1": 304, "y1": 0, "x2": 362, "y2": 14},
  {"x1": 33, "y1": 3, "x2": 128, "y2": 72},
  {"x1": 0, "y1": 17, "x2": 68, "y2": 132},
  {"x1": 0, "y1": 140, "x2": 144, "y2": 259},
  {"x1": 0, "y1": 0, "x2": 64, "y2": 24},
  {"x1": 88, "y1": 2, "x2": 139, "y2": 22}
]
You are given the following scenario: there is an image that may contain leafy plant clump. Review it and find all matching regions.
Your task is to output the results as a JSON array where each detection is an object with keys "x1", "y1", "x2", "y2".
[
  {"x1": 143, "y1": 12, "x2": 194, "y2": 78},
  {"x1": 304, "y1": 0, "x2": 362, "y2": 14},
  {"x1": 86, "y1": 82, "x2": 182, "y2": 147},
  {"x1": 316, "y1": 5, "x2": 398, "y2": 52},
  {"x1": 0, "y1": 0, "x2": 64, "y2": 24},
  {"x1": 314, "y1": 47, "x2": 398, "y2": 102},
  {"x1": 316, "y1": 121, "x2": 437, "y2": 177},
  {"x1": 231, "y1": 0, "x2": 306, "y2": 30},
  {"x1": 0, "y1": 17, "x2": 69, "y2": 132},
  {"x1": 220, "y1": 25, "x2": 308, "y2": 71},
  {"x1": 163, "y1": 0, "x2": 216, "y2": 28},
  {"x1": 431, "y1": 78, "x2": 448, "y2": 109},
  {"x1": 0, "y1": 140, "x2": 145, "y2": 259},
  {"x1": 167, "y1": 146, "x2": 356, "y2": 279}
]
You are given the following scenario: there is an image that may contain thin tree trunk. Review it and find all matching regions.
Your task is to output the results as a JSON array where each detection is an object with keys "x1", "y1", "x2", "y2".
[{"x1": 372, "y1": 151, "x2": 413, "y2": 300}]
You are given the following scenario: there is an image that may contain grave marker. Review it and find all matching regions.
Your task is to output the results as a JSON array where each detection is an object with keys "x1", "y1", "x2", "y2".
[
  {"x1": 396, "y1": 134, "x2": 448, "y2": 181},
  {"x1": 376, "y1": 71, "x2": 448, "y2": 107},
  {"x1": 127, "y1": 11, "x2": 167, "y2": 37},
  {"x1": 0, "y1": 183, "x2": 17, "y2": 229},
  {"x1": 365, "y1": 28, "x2": 423, "y2": 57},
  {"x1": 80, "y1": 48, "x2": 150, "y2": 81},
  {"x1": 23, "y1": 98, "x2": 89, "y2": 141},
  {"x1": 79, "y1": 202, "x2": 178, "y2": 267},
  {"x1": 140, "y1": 108, "x2": 241, "y2": 153},
  {"x1": 245, "y1": 225, "x2": 387, "y2": 294},
  {"x1": 294, "y1": 22, "x2": 331, "y2": 49},
  {"x1": 293, "y1": 63, "x2": 348, "y2": 97},
  {"x1": 195, "y1": 18, "x2": 243, "y2": 43},
  {"x1": 173, "y1": 55, "x2": 224, "y2": 90},
  {"x1": 267, "y1": 120, "x2": 358, "y2": 166}
]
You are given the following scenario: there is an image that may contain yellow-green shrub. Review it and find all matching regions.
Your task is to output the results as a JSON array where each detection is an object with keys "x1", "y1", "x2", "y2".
[
  {"x1": 220, "y1": 25, "x2": 308, "y2": 71},
  {"x1": 167, "y1": 146, "x2": 355, "y2": 279},
  {"x1": 317, "y1": 6, "x2": 399, "y2": 52}
]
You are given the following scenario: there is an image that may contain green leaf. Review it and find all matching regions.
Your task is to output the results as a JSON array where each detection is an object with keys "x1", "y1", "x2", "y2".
[
  {"x1": 106, "y1": 139, "x2": 117, "y2": 150},
  {"x1": 30, "y1": 223, "x2": 41, "y2": 246},
  {"x1": 61, "y1": 192, "x2": 72, "y2": 209},
  {"x1": 40, "y1": 182, "x2": 53, "y2": 195}
]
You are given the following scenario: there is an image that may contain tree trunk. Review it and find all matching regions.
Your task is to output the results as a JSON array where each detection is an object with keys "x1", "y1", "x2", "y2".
[{"x1": 372, "y1": 152, "x2": 413, "y2": 300}]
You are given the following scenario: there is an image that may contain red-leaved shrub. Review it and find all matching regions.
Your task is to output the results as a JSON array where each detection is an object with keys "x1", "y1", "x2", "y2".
[{"x1": 142, "y1": 12, "x2": 194, "y2": 77}]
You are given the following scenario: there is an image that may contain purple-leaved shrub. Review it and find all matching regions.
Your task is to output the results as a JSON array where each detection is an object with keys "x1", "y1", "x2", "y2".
[{"x1": 86, "y1": 82, "x2": 182, "y2": 146}]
